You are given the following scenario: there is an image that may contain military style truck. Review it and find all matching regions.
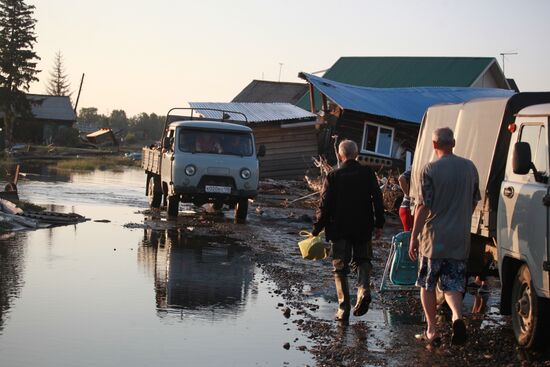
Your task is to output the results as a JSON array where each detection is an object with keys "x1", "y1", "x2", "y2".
[
  {"x1": 141, "y1": 108, "x2": 265, "y2": 223},
  {"x1": 410, "y1": 93, "x2": 550, "y2": 348}
]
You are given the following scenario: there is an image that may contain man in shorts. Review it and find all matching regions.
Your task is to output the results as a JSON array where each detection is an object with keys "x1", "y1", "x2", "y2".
[{"x1": 409, "y1": 127, "x2": 480, "y2": 346}]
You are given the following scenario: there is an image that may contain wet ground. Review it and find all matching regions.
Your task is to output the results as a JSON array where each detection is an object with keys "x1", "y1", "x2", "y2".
[{"x1": 0, "y1": 165, "x2": 549, "y2": 366}]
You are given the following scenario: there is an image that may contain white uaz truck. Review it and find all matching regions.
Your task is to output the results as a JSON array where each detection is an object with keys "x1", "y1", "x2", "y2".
[
  {"x1": 411, "y1": 92, "x2": 550, "y2": 348},
  {"x1": 141, "y1": 108, "x2": 265, "y2": 223}
]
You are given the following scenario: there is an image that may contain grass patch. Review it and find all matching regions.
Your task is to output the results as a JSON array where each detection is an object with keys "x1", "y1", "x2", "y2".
[{"x1": 56, "y1": 156, "x2": 139, "y2": 171}]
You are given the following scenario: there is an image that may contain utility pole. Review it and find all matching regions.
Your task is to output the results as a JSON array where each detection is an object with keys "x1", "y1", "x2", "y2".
[
  {"x1": 278, "y1": 62, "x2": 283, "y2": 82},
  {"x1": 74, "y1": 73, "x2": 85, "y2": 114},
  {"x1": 499, "y1": 52, "x2": 518, "y2": 76}
]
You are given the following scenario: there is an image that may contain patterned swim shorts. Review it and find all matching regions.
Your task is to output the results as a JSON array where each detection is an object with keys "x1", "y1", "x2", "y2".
[{"x1": 415, "y1": 256, "x2": 466, "y2": 292}]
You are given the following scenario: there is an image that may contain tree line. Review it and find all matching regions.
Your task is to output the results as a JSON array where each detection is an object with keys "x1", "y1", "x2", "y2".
[
  {"x1": 0, "y1": 0, "x2": 165, "y2": 148},
  {"x1": 77, "y1": 107, "x2": 165, "y2": 144}
]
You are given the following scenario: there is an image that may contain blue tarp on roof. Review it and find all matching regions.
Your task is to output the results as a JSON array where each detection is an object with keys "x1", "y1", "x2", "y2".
[{"x1": 300, "y1": 73, "x2": 515, "y2": 124}]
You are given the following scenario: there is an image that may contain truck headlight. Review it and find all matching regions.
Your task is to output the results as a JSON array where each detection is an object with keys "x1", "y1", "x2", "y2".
[
  {"x1": 240, "y1": 168, "x2": 251, "y2": 180},
  {"x1": 185, "y1": 164, "x2": 196, "y2": 176}
]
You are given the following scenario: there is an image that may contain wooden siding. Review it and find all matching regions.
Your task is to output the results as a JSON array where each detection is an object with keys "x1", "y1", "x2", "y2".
[
  {"x1": 320, "y1": 111, "x2": 419, "y2": 170},
  {"x1": 254, "y1": 124, "x2": 318, "y2": 179}
]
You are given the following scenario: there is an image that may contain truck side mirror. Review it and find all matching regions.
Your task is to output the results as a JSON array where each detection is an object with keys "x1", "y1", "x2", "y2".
[
  {"x1": 257, "y1": 144, "x2": 266, "y2": 157},
  {"x1": 163, "y1": 136, "x2": 172, "y2": 150},
  {"x1": 512, "y1": 142, "x2": 532, "y2": 175}
]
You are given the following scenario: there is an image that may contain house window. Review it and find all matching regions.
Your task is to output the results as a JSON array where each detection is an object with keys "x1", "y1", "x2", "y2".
[{"x1": 361, "y1": 122, "x2": 394, "y2": 157}]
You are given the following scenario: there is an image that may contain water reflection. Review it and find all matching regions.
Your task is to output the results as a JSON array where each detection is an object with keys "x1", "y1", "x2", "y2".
[
  {"x1": 0, "y1": 233, "x2": 26, "y2": 332},
  {"x1": 17, "y1": 163, "x2": 70, "y2": 183},
  {"x1": 138, "y1": 228, "x2": 254, "y2": 319}
]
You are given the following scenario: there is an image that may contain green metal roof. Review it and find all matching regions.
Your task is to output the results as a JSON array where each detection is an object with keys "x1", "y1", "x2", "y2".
[{"x1": 297, "y1": 56, "x2": 496, "y2": 110}]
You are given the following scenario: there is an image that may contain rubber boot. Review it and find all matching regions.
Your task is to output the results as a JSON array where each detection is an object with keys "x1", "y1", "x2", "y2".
[
  {"x1": 334, "y1": 275, "x2": 351, "y2": 323},
  {"x1": 353, "y1": 263, "x2": 371, "y2": 317}
]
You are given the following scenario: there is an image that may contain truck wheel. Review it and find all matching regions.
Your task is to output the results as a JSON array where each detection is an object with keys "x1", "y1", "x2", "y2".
[
  {"x1": 234, "y1": 198, "x2": 248, "y2": 224},
  {"x1": 511, "y1": 264, "x2": 548, "y2": 348},
  {"x1": 148, "y1": 176, "x2": 161, "y2": 209},
  {"x1": 167, "y1": 195, "x2": 179, "y2": 217}
]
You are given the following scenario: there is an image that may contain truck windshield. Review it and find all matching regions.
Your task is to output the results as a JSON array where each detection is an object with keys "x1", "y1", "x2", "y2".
[{"x1": 178, "y1": 128, "x2": 254, "y2": 156}]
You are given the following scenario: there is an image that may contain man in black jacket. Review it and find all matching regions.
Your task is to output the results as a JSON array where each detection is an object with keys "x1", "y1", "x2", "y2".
[{"x1": 312, "y1": 140, "x2": 385, "y2": 323}]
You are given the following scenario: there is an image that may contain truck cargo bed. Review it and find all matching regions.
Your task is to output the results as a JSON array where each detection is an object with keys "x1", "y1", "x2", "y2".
[{"x1": 141, "y1": 147, "x2": 161, "y2": 174}]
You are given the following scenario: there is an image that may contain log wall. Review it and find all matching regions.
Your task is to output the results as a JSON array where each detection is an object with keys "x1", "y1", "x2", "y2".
[{"x1": 254, "y1": 124, "x2": 319, "y2": 179}]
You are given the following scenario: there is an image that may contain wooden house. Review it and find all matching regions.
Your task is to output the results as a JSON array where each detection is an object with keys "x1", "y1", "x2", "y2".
[
  {"x1": 299, "y1": 73, "x2": 514, "y2": 170},
  {"x1": 8, "y1": 94, "x2": 76, "y2": 144},
  {"x1": 188, "y1": 102, "x2": 318, "y2": 179},
  {"x1": 295, "y1": 57, "x2": 514, "y2": 170}
]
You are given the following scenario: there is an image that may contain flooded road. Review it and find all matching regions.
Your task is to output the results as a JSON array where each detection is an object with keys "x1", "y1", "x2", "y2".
[
  {"x1": 1, "y1": 165, "x2": 549, "y2": 366},
  {"x1": 0, "y1": 166, "x2": 312, "y2": 366}
]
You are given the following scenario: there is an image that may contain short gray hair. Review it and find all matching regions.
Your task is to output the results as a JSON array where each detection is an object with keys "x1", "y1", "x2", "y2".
[
  {"x1": 432, "y1": 127, "x2": 454, "y2": 146},
  {"x1": 338, "y1": 140, "x2": 358, "y2": 159}
]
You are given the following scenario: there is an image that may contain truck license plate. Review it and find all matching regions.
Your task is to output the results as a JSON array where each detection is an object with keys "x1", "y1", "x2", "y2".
[{"x1": 205, "y1": 185, "x2": 231, "y2": 194}]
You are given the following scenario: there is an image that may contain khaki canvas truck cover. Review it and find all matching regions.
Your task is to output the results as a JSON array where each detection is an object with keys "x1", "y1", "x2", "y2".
[{"x1": 410, "y1": 97, "x2": 510, "y2": 235}]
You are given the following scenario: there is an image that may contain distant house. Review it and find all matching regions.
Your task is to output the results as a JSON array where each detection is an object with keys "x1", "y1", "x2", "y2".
[
  {"x1": 297, "y1": 56, "x2": 512, "y2": 111},
  {"x1": 299, "y1": 73, "x2": 514, "y2": 170},
  {"x1": 188, "y1": 102, "x2": 318, "y2": 179},
  {"x1": 9, "y1": 94, "x2": 76, "y2": 144},
  {"x1": 232, "y1": 80, "x2": 308, "y2": 105}
]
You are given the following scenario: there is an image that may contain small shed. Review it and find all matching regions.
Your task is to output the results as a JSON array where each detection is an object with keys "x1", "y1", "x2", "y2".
[
  {"x1": 188, "y1": 102, "x2": 318, "y2": 179},
  {"x1": 299, "y1": 73, "x2": 515, "y2": 170}
]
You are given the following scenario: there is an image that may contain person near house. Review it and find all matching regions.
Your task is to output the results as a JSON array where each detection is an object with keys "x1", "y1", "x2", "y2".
[
  {"x1": 409, "y1": 127, "x2": 480, "y2": 347},
  {"x1": 312, "y1": 140, "x2": 385, "y2": 323},
  {"x1": 398, "y1": 169, "x2": 413, "y2": 231}
]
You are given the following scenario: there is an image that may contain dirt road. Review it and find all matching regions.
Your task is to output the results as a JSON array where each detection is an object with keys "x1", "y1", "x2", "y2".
[{"x1": 161, "y1": 180, "x2": 550, "y2": 367}]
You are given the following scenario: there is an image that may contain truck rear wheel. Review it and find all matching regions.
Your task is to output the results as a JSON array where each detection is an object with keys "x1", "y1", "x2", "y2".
[
  {"x1": 234, "y1": 198, "x2": 248, "y2": 224},
  {"x1": 511, "y1": 264, "x2": 548, "y2": 348},
  {"x1": 148, "y1": 176, "x2": 162, "y2": 209},
  {"x1": 167, "y1": 195, "x2": 179, "y2": 217}
]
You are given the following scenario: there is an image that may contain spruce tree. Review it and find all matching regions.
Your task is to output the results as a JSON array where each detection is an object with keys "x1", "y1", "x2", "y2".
[
  {"x1": 0, "y1": 0, "x2": 40, "y2": 148},
  {"x1": 46, "y1": 51, "x2": 71, "y2": 98}
]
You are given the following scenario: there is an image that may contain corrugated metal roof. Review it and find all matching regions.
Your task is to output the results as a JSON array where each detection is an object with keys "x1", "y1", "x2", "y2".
[
  {"x1": 300, "y1": 73, "x2": 515, "y2": 125},
  {"x1": 297, "y1": 56, "x2": 501, "y2": 110},
  {"x1": 232, "y1": 80, "x2": 308, "y2": 104},
  {"x1": 187, "y1": 102, "x2": 316, "y2": 123},
  {"x1": 27, "y1": 94, "x2": 76, "y2": 121}
]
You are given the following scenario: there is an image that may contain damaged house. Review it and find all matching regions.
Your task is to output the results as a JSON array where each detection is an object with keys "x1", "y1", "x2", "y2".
[
  {"x1": 299, "y1": 72, "x2": 514, "y2": 170},
  {"x1": 296, "y1": 56, "x2": 515, "y2": 169}
]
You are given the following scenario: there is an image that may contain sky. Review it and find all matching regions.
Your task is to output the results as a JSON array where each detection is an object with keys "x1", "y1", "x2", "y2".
[{"x1": 28, "y1": 0, "x2": 550, "y2": 117}]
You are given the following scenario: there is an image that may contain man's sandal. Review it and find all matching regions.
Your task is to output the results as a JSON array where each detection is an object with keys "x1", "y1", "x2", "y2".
[{"x1": 415, "y1": 331, "x2": 442, "y2": 348}]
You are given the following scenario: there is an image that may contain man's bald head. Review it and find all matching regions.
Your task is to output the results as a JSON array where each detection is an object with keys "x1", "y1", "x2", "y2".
[{"x1": 338, "y1": 140, "x2": 358, "y2": 161}]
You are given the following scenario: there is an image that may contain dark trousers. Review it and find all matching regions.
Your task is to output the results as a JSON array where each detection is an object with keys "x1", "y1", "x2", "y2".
[{"x1": 331, "y1": 238, "x2": 373, "y2": 276}]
